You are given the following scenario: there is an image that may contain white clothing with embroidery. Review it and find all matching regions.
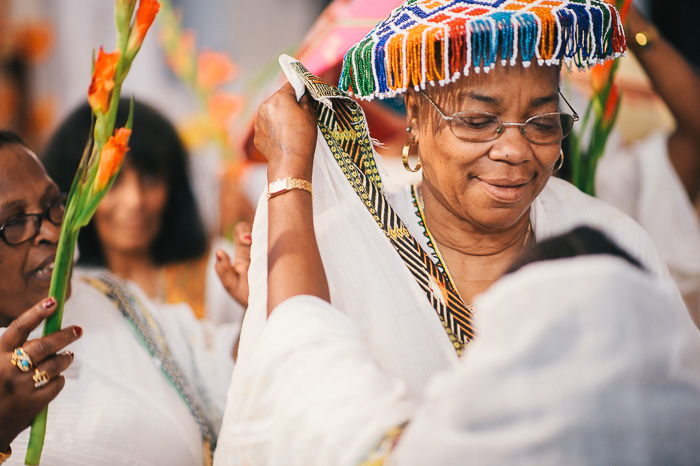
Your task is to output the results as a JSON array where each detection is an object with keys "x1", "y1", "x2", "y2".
[
  {"x1": 596, "y1": 131, "x2": 700, "y2": 324},
  {"x1": 216, "y1": 257, "x2": 700, "y2": 465},
  {"x1": 3, "y1": 271, "x2": 238, "y2": 466},
  {"x1": 214, "y1": 56, "x2": 686, "y2": 465}
]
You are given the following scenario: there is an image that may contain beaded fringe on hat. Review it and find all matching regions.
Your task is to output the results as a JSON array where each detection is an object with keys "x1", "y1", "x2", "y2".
[{"x1": 339, "y1": 0, "x2": 627, "y2": 100}]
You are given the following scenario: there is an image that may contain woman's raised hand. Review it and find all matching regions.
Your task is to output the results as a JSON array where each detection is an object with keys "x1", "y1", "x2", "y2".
[
  {"x1": 254, "y1": 82, "x2": 318, "y2": 181},
  {"x1": 215, "y1": 221, "x2": 253, "y2": 309},
  {"x1": 0, "y1": 298, "x2": 82, "y2": 451}
]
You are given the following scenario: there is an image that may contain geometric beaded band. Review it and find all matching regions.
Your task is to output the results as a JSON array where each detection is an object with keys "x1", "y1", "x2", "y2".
[{"x1": 339, "y1": 0, "x2": 627, "y2": 100}]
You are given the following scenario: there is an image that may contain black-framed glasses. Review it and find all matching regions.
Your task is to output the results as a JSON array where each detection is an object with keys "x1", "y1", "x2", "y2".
[
  {"x1": 0, "y1": 194, "x2": 68, "y2": 245},
  {"x1": 420, "y1": 90, "x2": 580, "y2": 145}
]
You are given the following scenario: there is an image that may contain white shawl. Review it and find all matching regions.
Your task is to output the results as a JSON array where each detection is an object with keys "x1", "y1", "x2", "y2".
[
  {"x1": 215, "y1": 257, "x2": 700, "y2": 465},
  {"x1": 214, "y1": 55, "x2": 688, "y2": 464}
]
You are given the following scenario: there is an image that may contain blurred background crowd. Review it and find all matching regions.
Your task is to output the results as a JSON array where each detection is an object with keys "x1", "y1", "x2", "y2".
[{"x1": 1, "y1": 0, "x2": 698, "y2": 234}]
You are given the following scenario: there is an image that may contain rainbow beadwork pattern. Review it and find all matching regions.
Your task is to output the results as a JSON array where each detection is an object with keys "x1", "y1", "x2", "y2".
[{"x1": 339, "y1": 0, "x2": 627, "y2": 100}]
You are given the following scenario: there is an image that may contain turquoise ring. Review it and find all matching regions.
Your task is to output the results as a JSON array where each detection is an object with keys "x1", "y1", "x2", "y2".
[{"x1": 10, "y1": 347, "x2": 33, "y2": 372}]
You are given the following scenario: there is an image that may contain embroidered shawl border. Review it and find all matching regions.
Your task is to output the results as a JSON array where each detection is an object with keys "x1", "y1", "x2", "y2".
[{"x1": 289, "y1": 61, "x2": 474, "y2": 355}]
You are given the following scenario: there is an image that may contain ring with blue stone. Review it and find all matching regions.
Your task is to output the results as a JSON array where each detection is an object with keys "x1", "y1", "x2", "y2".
[{"x1": 10, "y1": 347, "x2": 33, "y2": 372}]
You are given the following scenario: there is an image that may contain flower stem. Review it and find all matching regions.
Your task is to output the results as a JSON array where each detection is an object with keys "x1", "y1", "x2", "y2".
[{"x1": 24, "y1": 224, "x2": 78, "y2": 465}]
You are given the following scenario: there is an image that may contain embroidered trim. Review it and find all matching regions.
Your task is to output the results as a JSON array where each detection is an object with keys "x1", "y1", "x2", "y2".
[
  {"x1": 83, "y1": 274, "x2": 216, "y2": 465},
  {"x1": 359, "y1": 422, "x2": 408, "y2": 466},
  {"x1": 290, "y1": 61, "x2": 474, "y2": 355},
  {"x1": 411, "y1": 185, "x2": 444, "y2": 273}
]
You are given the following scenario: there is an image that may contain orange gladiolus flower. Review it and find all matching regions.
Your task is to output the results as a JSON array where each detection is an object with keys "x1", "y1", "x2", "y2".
[
  {"x1": 126, "y1": 0, "x2": 161, "y2": 54},
  {"x1": 197, "y1": 50, "x2": 238, "y2": 89},
  {"x1": 208, "y1": 93, "x2": 243, "y2": 131},
  {"x1": 95, "y1": 128, "x2": 131, "y2": 190},
  {"x1": 87, "y1": 47, "x2": 120, "y2": 114},
  {"x1": 165, "y1": 29, "x2": 196, "y2": 78},
  {"x1": 590, "y1": 59, "x2": 613, "y2": 93},
  {"x1": 603, "y1": 83, "x2": 620, "y2": 126}
]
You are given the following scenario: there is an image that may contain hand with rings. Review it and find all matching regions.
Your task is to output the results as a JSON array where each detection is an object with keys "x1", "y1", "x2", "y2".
[{"x1": 0, "y1": 297, "x2": 82, "y2": 453}]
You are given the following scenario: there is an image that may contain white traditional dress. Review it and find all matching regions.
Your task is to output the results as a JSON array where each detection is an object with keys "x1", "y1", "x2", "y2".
[
  {"x1": 4, "y1": 271, "x2": 239, "y2": 466},
  {"x1": 596, "y1": 130, "x2": 700, "y2": 324},
  {"x1": 214, "y1": 256, "x2": 700, "y2": 465},
  {"x1": 213, "y1": 57, "x2": 688, "y2": 464}
]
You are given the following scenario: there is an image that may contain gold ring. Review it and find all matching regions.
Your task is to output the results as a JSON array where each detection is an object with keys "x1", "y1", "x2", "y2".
[
  {"x1": 33, "y1": 369, "x2": 50, "y2": 389},
  {"x1": 10, "y1": 347, "x2": 33, "y2": 372}
]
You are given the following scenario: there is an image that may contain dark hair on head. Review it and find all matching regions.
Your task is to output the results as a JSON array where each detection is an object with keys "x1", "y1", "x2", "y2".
[
  {"x1": 0, "y1": 130, "x2": 27, "y2": 150},
  {"x1": 507, "y1": 226, "x2": 644, "y2": 275},
  {"x1": 42, "y1": 98, "x2": 207, "y2": 266}
]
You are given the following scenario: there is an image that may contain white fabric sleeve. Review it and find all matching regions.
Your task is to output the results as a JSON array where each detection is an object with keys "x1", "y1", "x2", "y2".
[
  {"x1": 596, "y1": 131, "x2": 700, "y2": 323},
  {"x1": 213, "y1": 295, "x2": 414, "y2": 466}
]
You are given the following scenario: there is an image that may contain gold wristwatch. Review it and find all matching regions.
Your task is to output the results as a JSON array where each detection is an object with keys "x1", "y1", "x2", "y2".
[{"x1": 267, "y1": 177, "x2": 313, "y2": 200}]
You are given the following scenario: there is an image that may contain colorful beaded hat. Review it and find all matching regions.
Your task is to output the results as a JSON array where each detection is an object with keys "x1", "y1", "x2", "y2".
[{"x1": 339, "y1": 0, "x2": 627, "y2": 100}]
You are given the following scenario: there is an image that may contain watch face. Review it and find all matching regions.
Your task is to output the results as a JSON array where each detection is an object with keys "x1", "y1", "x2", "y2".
[{"x1": 268, "y1": 178, "x2": 289, "y2": 194}]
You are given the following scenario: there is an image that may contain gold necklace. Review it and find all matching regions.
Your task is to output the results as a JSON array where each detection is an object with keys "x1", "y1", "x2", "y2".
[{"x1": 414, "y1": 186, "x2": 532, "y2": 310}]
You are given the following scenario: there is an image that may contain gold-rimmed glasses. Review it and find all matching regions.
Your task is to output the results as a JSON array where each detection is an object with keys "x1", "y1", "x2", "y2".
[{"x1": 419, "y1": 90, "x2": 579, "y2": 145}]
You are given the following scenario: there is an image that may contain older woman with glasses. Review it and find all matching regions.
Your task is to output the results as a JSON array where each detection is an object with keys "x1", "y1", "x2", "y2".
[
  {"x1": 215, "y1": 1, "x2": 687, "y2": 460},
  {"x1": 0, "y1": 131, "x2": 242, "y2": 465}
]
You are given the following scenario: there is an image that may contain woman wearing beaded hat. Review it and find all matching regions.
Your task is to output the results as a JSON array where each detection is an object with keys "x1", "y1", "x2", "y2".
[{"x1": 214, "y1": 0, "x2": 692, "y2": 461}]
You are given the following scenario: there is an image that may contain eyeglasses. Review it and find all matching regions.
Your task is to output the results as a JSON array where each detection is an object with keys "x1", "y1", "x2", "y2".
[
  {"x1": 419, "y1": 90, "x2": 580, "y2": 145},
  {"x1": 0, "y1": 194, "x2": 68, "y2": 245}
]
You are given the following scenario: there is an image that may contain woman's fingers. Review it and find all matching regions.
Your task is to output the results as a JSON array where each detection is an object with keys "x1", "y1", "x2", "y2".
[
  {"x1": 36, "y1": 351, "x2": 74, "y2": 380},
  {"x1": 215, "y1": 225, "x2": 252, "y2": 308},
  {"x1": 20, "y1": 352, "x2": 75, "y2": 409},
  {"x1": 0, "y1": 298, "x2": 57, "y2": 351},
  {"x1": 22, "y1": 327, "x2": 81, "y2": 368},
  {"x1": 232, "y1": 222, "x2": 253, "y2": 274},
  {"x1": 215, "y1": 250, "x2": 239, "y2": 295},
  {"x1": 215, "y1": 249, "x2": 233, "y2": 281}
]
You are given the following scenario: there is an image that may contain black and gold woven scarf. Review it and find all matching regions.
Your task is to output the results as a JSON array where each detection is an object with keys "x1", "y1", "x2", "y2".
[{"x1": 289, "y1": 62, "x2": 474, "y2": 356}]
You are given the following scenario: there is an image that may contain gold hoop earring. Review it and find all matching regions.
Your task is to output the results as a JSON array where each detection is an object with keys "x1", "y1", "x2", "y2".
[
  {"x1": 402, "y1": 139, "x2": 421, "y2": 173},
  {"x1": 554, "y1": 149, "x2": 564, "y2": 172}
]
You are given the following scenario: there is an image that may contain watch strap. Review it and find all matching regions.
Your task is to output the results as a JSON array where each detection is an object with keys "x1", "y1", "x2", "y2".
[{"x1": 267, "y1": 177, "x2": 313, "y2": 199}]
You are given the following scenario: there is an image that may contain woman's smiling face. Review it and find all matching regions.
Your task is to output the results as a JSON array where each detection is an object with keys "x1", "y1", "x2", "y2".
[
  {"x1": 0, "y1": 143, "x2": 64, "y2": 326},
  {"x1": 406, "y1": 64, "x2": 562, "y2": 232},
  {"x1": 92, "y1": 158, "x2": 168, "y2": 259}
]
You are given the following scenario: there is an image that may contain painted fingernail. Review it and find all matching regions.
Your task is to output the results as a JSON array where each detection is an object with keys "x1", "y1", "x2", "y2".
[
  {"x1": 243, "y1": 234, "x2": 252, "y2": 242},
  {"x1": 73, "y1": 327, "x2": 83, "y2": 338},
  {"x1": 43, "y1": 297, "x2": 57, "y2": 310},
  {"x1": 66, "y1": 351, "x2": 74, "y2": 361}
]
